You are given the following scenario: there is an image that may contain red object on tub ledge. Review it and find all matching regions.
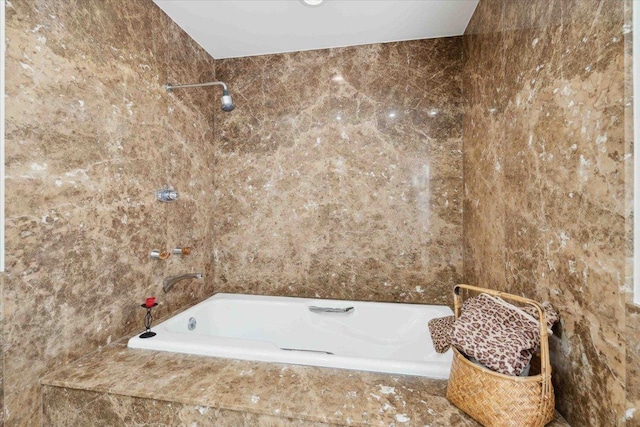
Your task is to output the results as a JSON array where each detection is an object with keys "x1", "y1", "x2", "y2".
[{"x1": 145, "y1": 297, "x2": 156, "y2": 308}]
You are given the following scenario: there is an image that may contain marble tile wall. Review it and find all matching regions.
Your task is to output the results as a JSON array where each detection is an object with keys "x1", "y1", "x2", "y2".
[
  {"x1": 39, "y1": 341, "x2": 571, "y2": 427},
  {"x1": 624, "y1": 2, "x2": 639, "y2": 425},
  {"x1": 4, "y1": 0, "x2": 635, "y2": 425},
  {"x1": 42, "y1": 387, "x2": 335, "y2": 427},
  {"x1": 4, "y1": 0, "x2": 216, "y2": 424},
  {"x1": 629, "y1": 300, "x2": 640, "y2": 427},
  {"x1": 463, "y1": 0, "x2": 634, "y2": 425},
  {"x1": 213, "y1": 40, "x2": 464, "y2": 305}
]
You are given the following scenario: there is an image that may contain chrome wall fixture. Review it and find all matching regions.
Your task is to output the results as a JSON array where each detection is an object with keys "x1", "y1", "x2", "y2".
[
  {"x1": 165, "y1": 81, "x2": 235, "y2": 112},
  {"x1": 150, "y1": 250, "x2": 171, "y2": 260},
  {"x1": 163, "y1": 273, "x2": 203, "y2": 293},
  {"x1": 173, "y1": 247, "x2": 192, "y2": 256},
  {"x1": 156, "y1": 187, "x2": 179, "y2": 202}
]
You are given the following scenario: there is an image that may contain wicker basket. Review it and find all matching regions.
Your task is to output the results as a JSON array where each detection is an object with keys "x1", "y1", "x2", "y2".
[{"x1": 445, "y1": 284, "x2": 555, "y2": 427}]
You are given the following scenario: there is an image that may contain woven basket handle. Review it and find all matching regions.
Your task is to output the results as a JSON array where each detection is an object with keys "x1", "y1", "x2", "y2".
[{"x1": 452, "y1": 284, "x2": 552, "y2": 381}]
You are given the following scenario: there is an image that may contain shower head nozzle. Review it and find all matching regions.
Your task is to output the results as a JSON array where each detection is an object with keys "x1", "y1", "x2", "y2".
[
  {"x1": 221, "y1": 89, "x2": 235, "y2": 112},
  {"x1": 165, "y1": 81, "x2": 235, "y2": 113}
]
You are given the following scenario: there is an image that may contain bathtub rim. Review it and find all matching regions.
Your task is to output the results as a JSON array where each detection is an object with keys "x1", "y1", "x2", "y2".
[{"x1": 128, "y1": 292, "x2": 454, "y2": 379}]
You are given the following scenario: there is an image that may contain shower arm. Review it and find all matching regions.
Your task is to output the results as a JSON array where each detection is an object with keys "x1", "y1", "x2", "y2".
[
  {"x1": 165, "y1": 80, "x2": 235, "y2": 112},
  {"x1": 165, "y1": 81, "x2": 228, "y2": 92}
]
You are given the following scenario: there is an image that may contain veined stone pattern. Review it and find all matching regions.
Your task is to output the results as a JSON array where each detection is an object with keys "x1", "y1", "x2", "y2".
[
  {"x1": 463, "y1": 0, "x2": 634, "y2": 426},
  {"x1": 214, "y1": 40, "x2": 464, "y2": 305},
  {"x1": 39, "y1": 342, "x2": 571, "y2": 427},
  {"x1": 4, "y1": 0, "x2": 637, "y2": 425},
  {"x1": 4, "y1": 0, "x2": 216, "y2": 424}
]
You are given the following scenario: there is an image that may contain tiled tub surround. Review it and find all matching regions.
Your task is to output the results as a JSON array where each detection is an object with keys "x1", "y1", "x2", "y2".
[
  {"x1": 4, "y1": 0, "x2": 217, "y2": 424},
  {"x1": 5, "y1": 0, "x2": 636, "y2": 425},
  {"x1": 40, "y1": 343, "x2": 571, "y2": 426},
  {"x1": 213, "y1": 39, "x2": 464, "y2": 306},
  {"x1": 463, "y1": 0, "x2": 634, "y2": 426}
]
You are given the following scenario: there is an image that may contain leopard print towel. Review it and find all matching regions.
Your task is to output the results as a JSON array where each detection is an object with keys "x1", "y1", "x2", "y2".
[
  {"x1": 450, "y1": 293, "x2": 542, "y2": 376},
  {"x1": 521, "y1": 301, "x2": 559, "y2": 329},
  {"x1": 428, "y1": 315, "x2": 455, "y2": 353}
]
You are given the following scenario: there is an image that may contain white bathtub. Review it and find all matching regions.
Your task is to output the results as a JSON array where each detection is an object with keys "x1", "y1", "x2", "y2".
[{"x1": 127, "y1": 293, "x2": 453, "y2": 378}]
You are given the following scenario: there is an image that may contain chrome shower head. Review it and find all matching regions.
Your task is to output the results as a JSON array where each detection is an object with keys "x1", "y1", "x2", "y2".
[
  {"x1": 221, "y1": 89, "x2": 235, "y2": 112},
  {"x1": 165, "y1": 81, "x2": 235, "y2": 113}
]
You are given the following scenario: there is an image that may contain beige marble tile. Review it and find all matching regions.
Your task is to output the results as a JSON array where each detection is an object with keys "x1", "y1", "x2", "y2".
[
  {"x1": 213, "y1": 39, "x2": 464, "y2": 306},
  {"x1": 462, "y1": 0, "x2": 507, "y2": 293},
  {"x1": 43, "y1": 387, "x2": 334, "y2": 427},
  {"x1": 41, "y1": 342, "x2": 570, "y2": 427},
  {"x1": 463, "y1": 0, "x2": 632, "y2": 425},
  {"x1": 623, "y1": 1, "x2": 639, "y2": 424},
  {"x1": 3, "y1": 0, "x2": 635, "y2": 425},
  {"x1": 627, "y1": 302, "x2": 640, "y2": 427},
  {"x1": 4, "y1": 0, "x2": 217, "y2": 424}
]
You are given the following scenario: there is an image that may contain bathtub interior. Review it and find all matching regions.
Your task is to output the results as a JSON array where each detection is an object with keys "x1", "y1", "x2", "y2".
[
  {"x1": 129, "y1": 293, "x2": 454, "y2": 377},
  {"x1": 163, "y1": 295, "x2": 450, "y2": 361}
]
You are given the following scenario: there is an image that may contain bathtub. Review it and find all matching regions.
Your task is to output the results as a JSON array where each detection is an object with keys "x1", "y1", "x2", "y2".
[{"x1": 127, "y1": 293, "x2": 453, "y2": 378}]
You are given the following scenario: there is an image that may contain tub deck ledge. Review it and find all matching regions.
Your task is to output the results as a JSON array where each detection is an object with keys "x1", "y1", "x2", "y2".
[{"x1": 40, "y1": 340, "x2": 570, "y2": 426}]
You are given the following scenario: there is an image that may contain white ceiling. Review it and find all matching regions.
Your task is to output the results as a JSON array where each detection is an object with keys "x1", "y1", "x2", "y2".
[{"x1": 153, "y1": 0, "x2": 479, "y2": 59}]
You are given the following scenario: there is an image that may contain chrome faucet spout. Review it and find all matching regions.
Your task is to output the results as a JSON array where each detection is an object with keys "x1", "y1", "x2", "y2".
[{"x1": 163, "y1": 273, "x2": 203, "y2": 293}]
